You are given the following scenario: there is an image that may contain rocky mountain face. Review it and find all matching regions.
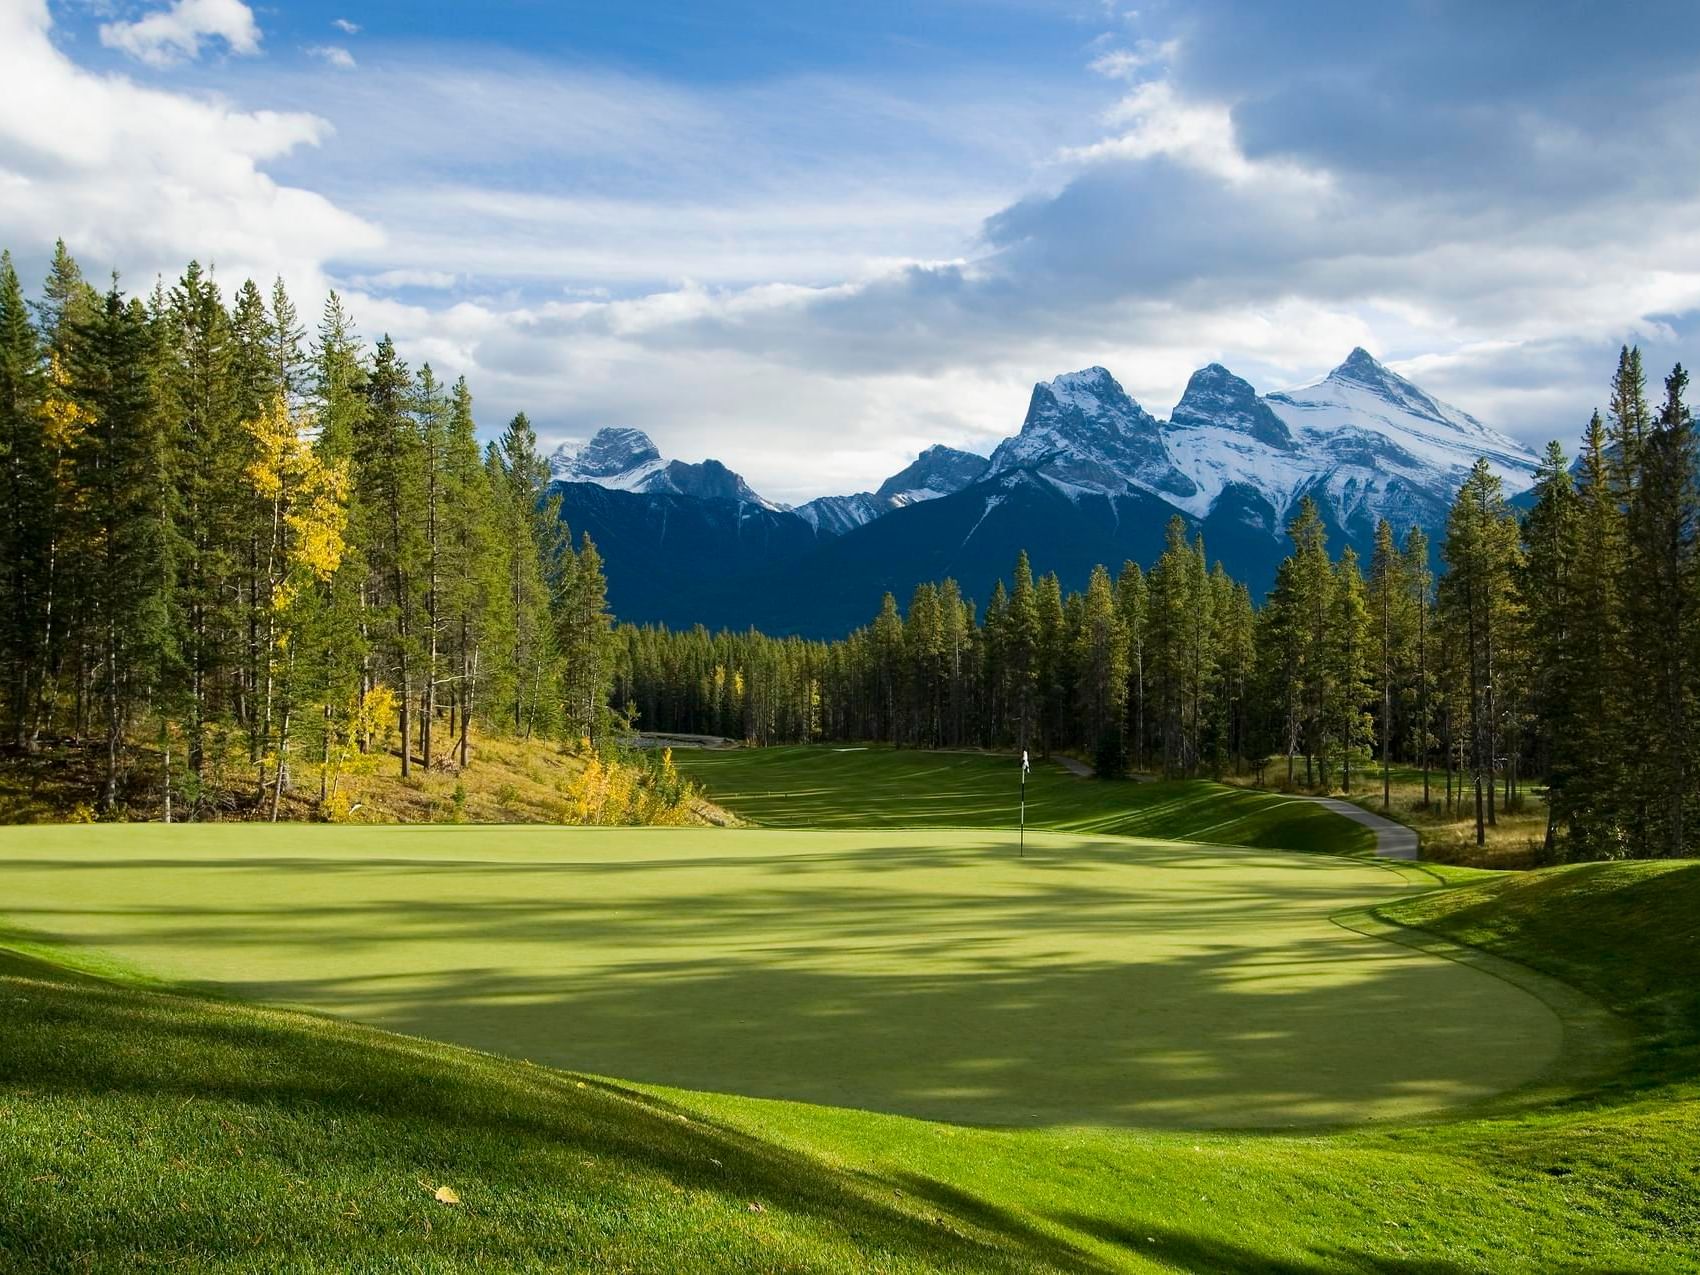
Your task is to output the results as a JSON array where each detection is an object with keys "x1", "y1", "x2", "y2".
[
  {"x1": 549, "y1": 350, "x2": 1542, "y2": 637},
  {"x1": 551, "y1": 428, "x2": 780, "y2": 510},
  {"x1": 795, "y1": 445, "x2": 990, "y2": 534},
  {"x1": 981, "y1": 350, "x2": 1538, "y2": 545}
]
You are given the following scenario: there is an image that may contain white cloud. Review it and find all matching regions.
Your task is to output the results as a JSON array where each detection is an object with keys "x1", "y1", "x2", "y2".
[
  {"x1": 2, "y1": 0, "x2": 377, "y2": 299},
  {"x1": 307, "y1": 44, "x2": 357, "y2": 70},
  {"x1": 346, "y1": 268, "x2": 458, "y2": 290},
  {"x1": 99, "y1": 0, "x2": 262, "y2": 68},
  {"x1": 332, "y1": 17, "x2": 361, "y2": 35}
]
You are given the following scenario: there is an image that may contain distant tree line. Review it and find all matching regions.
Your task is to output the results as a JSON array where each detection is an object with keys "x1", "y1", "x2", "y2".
[
  {"x1": 616, "y1": 348, "x2": 1697, "y2": 860},
  {"x1": 0, "y1": 242, "x2": 616, "y2": 818}
]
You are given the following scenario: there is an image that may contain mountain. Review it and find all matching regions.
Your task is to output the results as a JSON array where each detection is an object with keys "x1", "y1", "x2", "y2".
[
  {"x1": 553, "y1": 350, "x2": 1543, "y2": 637},
  {"x1": 551, "y1": 427, "x2": 782, "y2": 510},
  {"x1": 795, "y1": 445, "x2": 989, "y2": 534}
]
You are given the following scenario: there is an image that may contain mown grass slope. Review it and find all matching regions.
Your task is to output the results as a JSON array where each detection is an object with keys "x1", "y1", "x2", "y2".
[
  {"x1": 0, "y1": 824, "x2": 1554, "y2": 1130},
  {"x1": 673, "y1": 746, "x2": 1374, "y2": 855},
  {"x1": 5, "y1": 860, "x2": 1697, "y2": 1272},
  {"x1": 0, "y1": 948, "x2": 1044, "y2": 1274}
]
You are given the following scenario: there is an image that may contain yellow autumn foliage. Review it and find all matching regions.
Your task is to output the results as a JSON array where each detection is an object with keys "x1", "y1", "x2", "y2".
[{"x1": 561, "y1": 746, "x2": 698, "y2": 826}]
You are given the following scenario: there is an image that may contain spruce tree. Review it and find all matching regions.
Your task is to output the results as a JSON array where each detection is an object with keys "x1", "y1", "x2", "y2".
[
  {"x1": 0, "y1": 251, "x2": 47, "y2": 746},
  {"x1": 1622, "y1": 365, "x2": 1696, "y2": 856},
  {"x1": 70, "y1": 288, "x2": 175, "y2": 810},
  {"x1": 354, "y1": 336, "x2": 426, "y2": 774}
]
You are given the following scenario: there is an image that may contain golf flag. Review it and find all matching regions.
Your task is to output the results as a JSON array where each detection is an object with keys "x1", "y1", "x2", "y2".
[{"x1": 1019, "y1": 750, "x2": 1028, "y2": 857}]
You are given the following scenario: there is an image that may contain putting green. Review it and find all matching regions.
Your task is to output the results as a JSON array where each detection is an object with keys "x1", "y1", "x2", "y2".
[{"x1": 0, "y1": 824, "x2": 1561, "y2": 1128}]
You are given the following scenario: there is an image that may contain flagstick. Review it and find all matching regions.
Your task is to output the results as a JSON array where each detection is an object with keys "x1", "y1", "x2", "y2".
[{"x1": 1019, "y1": 748, "x2": 1027, "y2": 858}]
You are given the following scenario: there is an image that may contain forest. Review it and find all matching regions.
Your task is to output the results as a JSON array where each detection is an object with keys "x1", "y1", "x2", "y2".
[
  {"x1": 0, "y1": 243, "x2": 623, "y2": 820},
  {"x1": 615, "y1": 349, "x2": 1697, "y2": 860},
  {"x1": 2, "y1": 243, "x2": 1694, "y2": 857}
]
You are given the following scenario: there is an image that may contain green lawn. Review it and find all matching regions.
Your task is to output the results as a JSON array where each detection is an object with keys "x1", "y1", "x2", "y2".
[
  {"x1": 673, "y1": 746, "x2": 1375, "y2": 855},
  {"x1": 0, "y1": 823, "x2": 1543, "y2": 1129},
  {"x1": 3, "y1": 751, "x2": 1697, "y2": 1272}
]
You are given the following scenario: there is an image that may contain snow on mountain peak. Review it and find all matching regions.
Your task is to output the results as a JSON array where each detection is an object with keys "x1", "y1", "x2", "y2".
[
  {"x1": 555, "y1": 427, "x2": 661, "y2": 481},
  {"x1": 552, "y1": 427, "x2": 779, "y2": 509}
]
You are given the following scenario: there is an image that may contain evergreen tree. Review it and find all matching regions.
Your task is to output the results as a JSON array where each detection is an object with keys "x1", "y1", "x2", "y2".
[
  {"x1": 1621, "y1": 365, "x2": 1696, "y2": 856},
  {"x1": 1075, "y1": 563, "x2": 1128, "y2": 772},
  {"x1": 1518, "y1": 440, "x2": 1579, "y2": 854},
  {"x1": 354, "y1": 336, "x2": 426, "y2": 774},
  {"x1": 1440, "y1": 460, "x2": 1522, "y2": 845},
  {"x1": 1328, "y1": 547, "x2": 1372, "y2": 793},
  {"x1": 0, "y1": 251, "x2": 48, "y2": 746},
  {"x1": 70, "y1": 288, "x2": 175, "y2": 809}
]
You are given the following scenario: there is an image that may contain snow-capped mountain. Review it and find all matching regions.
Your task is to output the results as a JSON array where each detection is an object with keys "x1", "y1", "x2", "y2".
[
  {"x1": 551, "y1": 427, "x2": 782, "y2": 510},
  {"x1": 986, "y1": 367, "x2": 1200, "y2": 501},
  {"x1": 796, "y1": 445, "x2": 990, "y2": 534},
  {"x1": 547, "y1": 349, "x2": 1544, "y2": 637},
  {"x1": 990, "y1": 350, "x2": 1539, "y2": 542}
]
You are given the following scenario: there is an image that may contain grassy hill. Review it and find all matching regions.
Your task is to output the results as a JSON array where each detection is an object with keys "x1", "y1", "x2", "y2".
[
  {"x1": 5, "y1": 859, "x2": 1696, "y2": 1271},
  {"x1": 3, "y1": 749, "x2": 1697, "y2": 1272},
  {"x1": 671, "y1": 746, "x2": 1374, "y2": 855}
]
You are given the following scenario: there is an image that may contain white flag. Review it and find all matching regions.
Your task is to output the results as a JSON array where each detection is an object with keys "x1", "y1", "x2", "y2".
[{"x1": 1021, "y1": 749, "x2": 1030, "y2": 777}]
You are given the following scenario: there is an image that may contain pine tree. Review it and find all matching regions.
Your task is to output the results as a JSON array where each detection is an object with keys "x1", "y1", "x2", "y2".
[
  {"x1": 1115, "y1": 561, "x2": 1147, "y2": 771},
  {"x1": 1005, "y1": 553, "x2": 1039, "y2": 750},
  {"x1": 1075, "y1": 563, "x2": 1128, "y2": 772},
  {"x1": 1517, "y1": 440, "x2": 1578, "y2": 854},
  {"x1": 354, "y1": 336, "x2": 426, "y2": 774},
  {"x1": 1402, "y1": 527, "x2": 1434, "y2": 807},
  {"x1": 1440, "y1": 460, "x2": 1522, "y2": 845},
  {"x1": 1622, "y1": 365, "x2": 1696, "y2": 856},
  {"x1": 1328, "y1": 547, "x2": 1372, "y2": 794},
  {"x1": 1366, "y1": 519, "x2": 1414, "y2": 808},
  {"x1": 70, "y1": 288, "x2": 175, "y2": 809},
  {"x1": 0, "y1": 251, "x2": 48, "y2": 746},
  {"x1": 165, "y1": 261, "x2": 243, "y2": 806},
  {"x1": 559, "y1": 534, "x2": 614, "y2": 742},
  {"x1": 493, "y1": 412, "x2": 559, "y2": 739}
]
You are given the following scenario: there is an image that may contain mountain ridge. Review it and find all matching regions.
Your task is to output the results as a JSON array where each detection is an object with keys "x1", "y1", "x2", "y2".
[{"x1": 550, "y1": 350, "x2": 1542, "y2": 637}]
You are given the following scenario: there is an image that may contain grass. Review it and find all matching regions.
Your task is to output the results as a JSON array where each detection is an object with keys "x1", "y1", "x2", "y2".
[
  {"x1": 2, "y1": 749, "x2": 1697, "y2": 1271},
  {"x1": 0, "y1": 823, "x2": 1543, "y2": 1129},
  {"x1": 0, "y1": 730, "x2": 731, "y2": 827},
  {"x1": 0, "y1": 948, "x2": 1043, "y2": 1274},
  {"x1": 671, "y1": 746, "x2": 1376, "y2": 855},
  {"x1": 1236, "y1": 758, "x2": 1551, "y2": 868}
]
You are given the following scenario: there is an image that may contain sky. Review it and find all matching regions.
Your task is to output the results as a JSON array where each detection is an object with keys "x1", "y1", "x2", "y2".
[{"x1": 5, "y1": 0, "x2": 1700, "y2": 503}]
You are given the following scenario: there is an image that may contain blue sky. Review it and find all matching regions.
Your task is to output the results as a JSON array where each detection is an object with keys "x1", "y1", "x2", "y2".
[{"x1": 7, "y1": 0, "x2": 1700, "y2": 501}]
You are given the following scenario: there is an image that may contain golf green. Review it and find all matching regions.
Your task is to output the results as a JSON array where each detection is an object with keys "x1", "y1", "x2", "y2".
[{"x1": 0, "y1": 824, "x2": 1561, "y2": 1129}]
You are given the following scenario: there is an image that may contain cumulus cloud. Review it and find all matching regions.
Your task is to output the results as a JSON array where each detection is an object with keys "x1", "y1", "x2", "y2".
[
  {"x1": 99, "y1": 0, "x2": 262, "y2": 68},
  {"x1": 1, "y1": 0, "x2": 377, "y2": 298},
  {"x1": 11, "y1": 0, "x2": 1700, "y2": 500},
  {"x1": 307, "y1": 45, "x2": 357, "y2": 70},
  {"x1": 332, "y1": 17, "x2": 361, "y2": 35}
]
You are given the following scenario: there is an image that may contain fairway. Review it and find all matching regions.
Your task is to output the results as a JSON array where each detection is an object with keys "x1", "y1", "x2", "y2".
[
  {"x1": 671, "y1": 745, "x2": 1378, "y2": 854},
  {"x1": 0, "y1": 823, "x2": 1559, "y2": 1128}
]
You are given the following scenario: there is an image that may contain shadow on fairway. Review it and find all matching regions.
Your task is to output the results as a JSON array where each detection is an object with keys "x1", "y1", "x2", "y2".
[
  {"x1": 672, "y1": 747, "x2": 1377, "y2": 855},
  {"x1": 0, "y1": 952, "x2": 1106, "y2": 1274},
  {"x1": 0, "y1": 837, "x2": 1562, "y2": 1129},
  {"x1": 1049, "y1": 1210, "x2": 1475, "y2": 1274}
]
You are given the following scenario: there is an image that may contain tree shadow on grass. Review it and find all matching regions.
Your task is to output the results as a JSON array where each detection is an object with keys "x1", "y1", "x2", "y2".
[
  {"x1": 0, "y1": 955, "x2": 1089, "y2": 1273},
  {"x1": 0, "y1": 836, "x2": 1562, "y2": 1129},
  {"x1": 1051, "y1": 1209, "x2": 1480, "y2": 1274}
]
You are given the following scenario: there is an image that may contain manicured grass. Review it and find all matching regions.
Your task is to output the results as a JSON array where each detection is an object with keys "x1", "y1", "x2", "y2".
[
  {"x1": 0, "y1": 823, "x2": 1548, "y2": 1129},
  {"x1": 5, "y1": 855, "x2": 1697, "y2": 1271},
  {"x1": 0, "y1": 948, "x2": 1043, "y2": 1274},
  {"x1": 1238, "y1": 758, "x2": 1551, "y2": 868},
  {"x1": 672, "y1": 746, "x2": 1376, "y2": 855},
  {"x1": 4, "y1": 752, "x2": 1697, "y2": 1272}
]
